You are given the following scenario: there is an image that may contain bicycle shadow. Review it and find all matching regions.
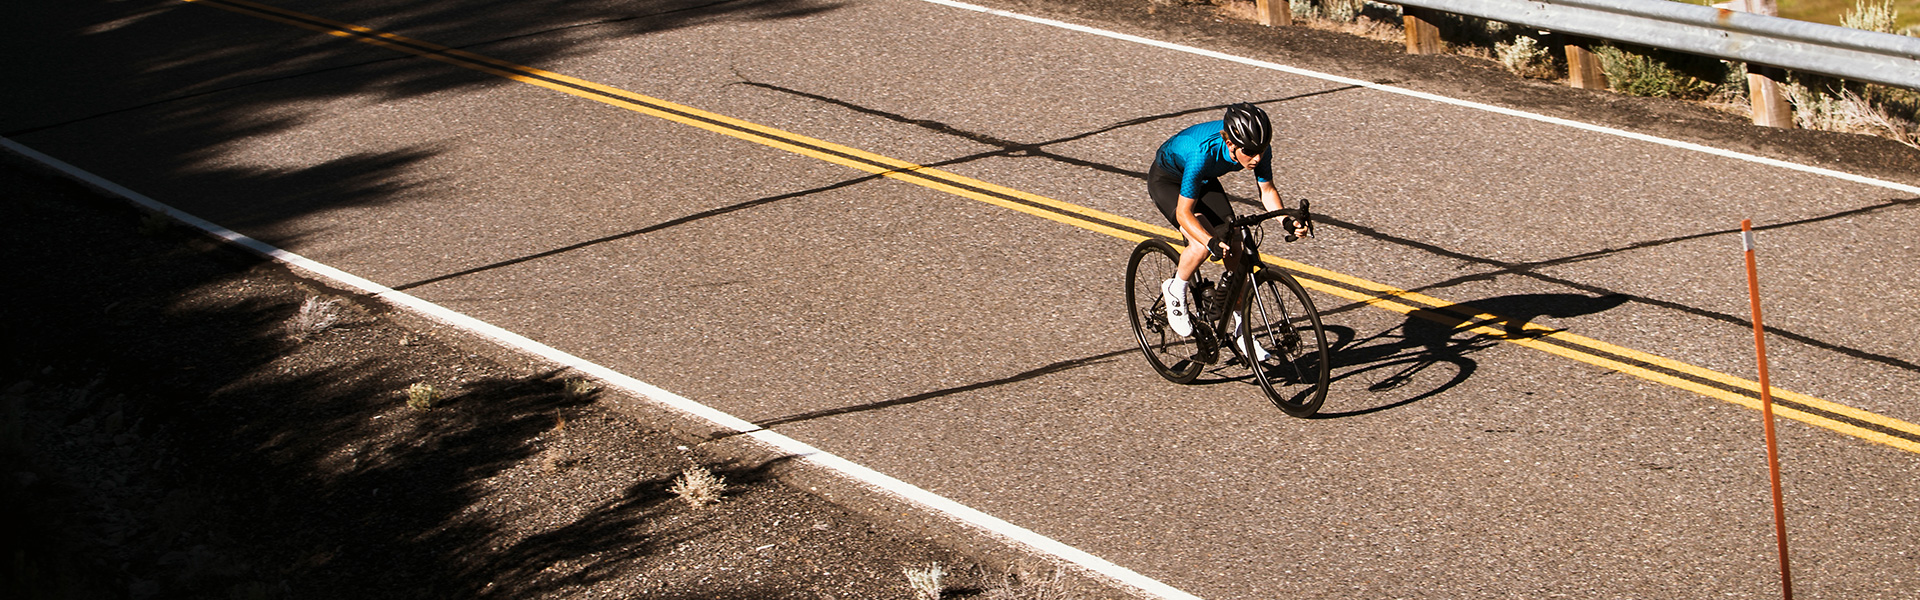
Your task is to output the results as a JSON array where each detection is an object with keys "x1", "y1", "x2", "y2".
[{"x1": 1308, "y1": 292, "x2": 1631, "y2": 418}]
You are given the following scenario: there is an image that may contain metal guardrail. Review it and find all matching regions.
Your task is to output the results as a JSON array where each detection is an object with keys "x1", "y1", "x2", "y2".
[{"x1": 1387, "y1": 0, "x2": 1920, "y2": 90}]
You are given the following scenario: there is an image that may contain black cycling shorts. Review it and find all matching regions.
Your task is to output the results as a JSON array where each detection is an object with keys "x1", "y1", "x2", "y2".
[{"x1": 1148, "y1": 162, "x2": 1232, "y2": 234}]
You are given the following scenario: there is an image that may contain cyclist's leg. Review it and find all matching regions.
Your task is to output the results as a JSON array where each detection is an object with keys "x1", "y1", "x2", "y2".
[
  {"x1": 1174, "y1": 231, "x2": 1210, "y2": 281},
  {"x1": 1151, "y1": 172, "x2": 1233, "y2": 337},
  {"x1": 1153, "y1": 178, "x2": 1233, "y2": 282},
  {"x1": 1148, "y1": 166, "x2": 1199, "y2": 334}
]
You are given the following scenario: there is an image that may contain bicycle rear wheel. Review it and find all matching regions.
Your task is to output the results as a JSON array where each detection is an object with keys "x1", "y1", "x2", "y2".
[
  {"x1": 1238, "y1": 268, "x2": 1330, "y2": 417},
  {"x1": 1126, "y1": 239, "x2": 1203, "y2": 384}
]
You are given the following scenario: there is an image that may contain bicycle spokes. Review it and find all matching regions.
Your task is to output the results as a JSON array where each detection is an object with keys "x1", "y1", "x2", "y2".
[
  {"x1": 1242, "y1": 270, "x2": 1331, "y2": 417},
  {"x1": 1126, "y1": 239, "x2": 1205, "y2": 384}
]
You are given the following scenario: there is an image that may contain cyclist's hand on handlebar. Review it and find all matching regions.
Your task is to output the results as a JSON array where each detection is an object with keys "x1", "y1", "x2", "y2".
[
  {"x1": 1280, "y1": 198, "x2": 1315, "y2": 242},
  {"x1": 1281, "y1": 215, "x2": 1312, "y2": 241}
]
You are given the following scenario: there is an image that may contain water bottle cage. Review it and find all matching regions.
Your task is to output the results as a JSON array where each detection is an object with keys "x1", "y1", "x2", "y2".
[{"x1": 1198, "y1": 280, "x2": 1227, "y2": 323}]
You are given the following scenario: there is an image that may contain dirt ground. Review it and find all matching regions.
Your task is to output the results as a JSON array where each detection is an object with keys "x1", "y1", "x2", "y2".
[{"x1": 5, "y1": 2, "x2": 1917, "y2": 600}]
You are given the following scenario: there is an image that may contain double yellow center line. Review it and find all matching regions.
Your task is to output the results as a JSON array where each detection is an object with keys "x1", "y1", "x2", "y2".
[{"x1": 185, "y1": 0, "x2": 1920, "y2": 455}]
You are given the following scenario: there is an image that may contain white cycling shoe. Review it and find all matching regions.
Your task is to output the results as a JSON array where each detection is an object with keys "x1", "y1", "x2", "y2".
[
  {"x1": 1161, "y1": 278, "x2": 1193, "y2": 337},
  {"x1": 1229, "y1": 311, "x2": 1273, "y2": 362}
]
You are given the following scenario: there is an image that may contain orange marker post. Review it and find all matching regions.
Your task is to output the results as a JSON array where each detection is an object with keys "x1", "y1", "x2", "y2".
[{"x1": 1742, "y1": 219, "x2": 1793, "y2": 600}]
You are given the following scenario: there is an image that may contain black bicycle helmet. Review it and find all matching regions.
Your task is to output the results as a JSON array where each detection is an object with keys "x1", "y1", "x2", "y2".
[{"x1": 1222, "y1": 102, "x2": 1272, "y2": 154}]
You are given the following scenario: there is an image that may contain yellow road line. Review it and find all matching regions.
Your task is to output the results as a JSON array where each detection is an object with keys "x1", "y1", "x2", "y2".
[{"x1": 183, "y1": 0, "x2": 1920, "y2": 455}]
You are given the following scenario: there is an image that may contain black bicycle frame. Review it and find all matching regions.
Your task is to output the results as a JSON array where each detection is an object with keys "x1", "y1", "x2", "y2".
[{"x1": 1194, "y1": 206, "x2": 1300, "y2": 356}]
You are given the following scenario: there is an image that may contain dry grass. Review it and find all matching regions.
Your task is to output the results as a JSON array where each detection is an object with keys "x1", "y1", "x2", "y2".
[
  {"x1": 1781, "y1": 2, "x2": 1920, "y2": 146},
  {"x1": 286, "y1": 296, "x2": 343, "y2": 341},
  {"x1": 1215, "y1": 0, "x2": 1404, "y2": 42},
  {"x1": 1211, "y1": 0, "x2": 1265, "y2": 23},
  {"x1": 1310, "y1": 14, "x2": 1402, "y2": 42},
  {"x1": 983, "y1": 568, "x2": 1076, "y2": 600},
  {"x1": 1785, "y1": 82, "x2": 1920, "y2": 148},
  {"x1": 903, "y1": 563, "x2": 945, "y2": 600},
  {"x1": 669, "y1": 465, "x2": 727, "y2": 507},
  {"x1": 1309, "y1": 0, "x2": 1369, "y2": 22},
  {"x1": 1782, "y1": 0, "x2": 1920, "y2": 30},
  {"x1": 539, "y1": 412, "x2": 583, "y2": 473}
]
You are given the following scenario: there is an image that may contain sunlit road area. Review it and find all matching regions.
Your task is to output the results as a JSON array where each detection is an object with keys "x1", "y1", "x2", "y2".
[{"x1": 7, "y1": 0, "x2": 1918, "y2": 597}]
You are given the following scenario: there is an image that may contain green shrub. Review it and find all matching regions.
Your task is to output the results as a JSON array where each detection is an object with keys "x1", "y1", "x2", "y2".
[
  {"x1": 405, "y1": 382, "x2": 438, "y2": 411},
  {"x1": 562, "y1": 377, "x2": 598, "y2": 399},
  {"x1": 1594, "y1": 45, "x2": 1723, "y2": 100}
]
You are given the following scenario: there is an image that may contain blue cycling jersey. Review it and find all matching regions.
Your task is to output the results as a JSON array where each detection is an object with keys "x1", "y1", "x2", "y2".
[{"x1": 1152, "y1": 120, "x2": 1272, "y2": 200}]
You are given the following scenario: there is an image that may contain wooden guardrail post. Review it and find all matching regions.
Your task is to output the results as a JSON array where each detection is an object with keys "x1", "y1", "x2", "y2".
[
  {"x1": 1404, "y1": 7, "x2": 1442, "y2": 54},
  {"x1": 1564, "y1": 36, "x2": 1609, "y2": 90},
  {"x1": 1715, "y1": 0, "x2": 1796, "y2": 128},
  {"x1": 1748, "y1": 65, "x2": 1795, "y2": 128},
  {"x1": 1256, "y1": 0, "x2": 1293, "y2": 27}
]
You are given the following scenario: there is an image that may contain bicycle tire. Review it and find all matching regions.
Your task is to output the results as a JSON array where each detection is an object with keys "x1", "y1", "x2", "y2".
[
  {"x1": 1239, "y1": 268, "x2": 1331, "y2": 417},
  {"x1": 1126, "y1": 239, "x2": 1204, "y2": 384}
]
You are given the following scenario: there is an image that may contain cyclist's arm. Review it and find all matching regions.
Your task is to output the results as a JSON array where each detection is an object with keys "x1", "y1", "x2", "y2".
[
  {"x1": 1256, "y1": 179, "x2": 1282, "y2": 213},
  {"x1": 1256, "y1": 178, "x2": 1310, "y2": 239},
  {"x1": 1254, "y1": 146, "x2": 1282, "y2": 212}
]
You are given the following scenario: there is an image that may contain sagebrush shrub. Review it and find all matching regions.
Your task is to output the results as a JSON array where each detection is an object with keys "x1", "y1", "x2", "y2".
[
  {"x1": 1495, "y1": 35, "x2": 1555, "y2": 79},
  {"x1": 1841, "y1": 0, "x2": 1901, "y2": 33},
  {"x1": 1595, "y1": 46, "x2": 1719, "y2": 100}
]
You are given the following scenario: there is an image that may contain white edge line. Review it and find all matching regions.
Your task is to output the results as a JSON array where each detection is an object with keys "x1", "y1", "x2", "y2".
[
  {"x1": 916, "y1": 0, "x2": 1920, "y2": 197},
  {"x1": 0, "y1": 136, "x2": 1203, "y2": 600}
]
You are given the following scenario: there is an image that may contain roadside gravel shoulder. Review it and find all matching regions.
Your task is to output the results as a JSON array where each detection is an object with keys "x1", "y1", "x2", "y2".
[{"x1": 0, "y1": 153, "x2": 1051, "y2": 599}]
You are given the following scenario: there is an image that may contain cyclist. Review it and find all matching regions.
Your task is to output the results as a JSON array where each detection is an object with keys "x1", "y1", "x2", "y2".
[{"x1": 1148, "y1": 102, "x2": 1307, "y2": 343}]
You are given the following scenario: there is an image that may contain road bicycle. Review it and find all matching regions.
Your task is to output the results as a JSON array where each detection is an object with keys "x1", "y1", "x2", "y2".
[{"x1": 1124, "y1": 202, "x2": 1331, "y2": 417}]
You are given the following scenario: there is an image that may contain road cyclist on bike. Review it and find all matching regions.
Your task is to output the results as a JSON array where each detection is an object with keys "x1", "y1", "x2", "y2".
[{"x1": 1149, "y1": 102, "x2": 1310, "y2": 354}]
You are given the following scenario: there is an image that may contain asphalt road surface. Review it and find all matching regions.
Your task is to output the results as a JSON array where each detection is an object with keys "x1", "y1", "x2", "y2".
[{"x1": 8, "y1": 0, "x2": 1919, "y2": 597}]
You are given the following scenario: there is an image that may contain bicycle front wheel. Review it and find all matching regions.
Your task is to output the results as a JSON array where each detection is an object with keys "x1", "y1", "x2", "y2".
[
  {"x1": 1126, "y1": 239, "x2": 1203, "y2": 384},
  {"x1": 1239, "y1": 268, "x2": 1330, "y2": 417}
]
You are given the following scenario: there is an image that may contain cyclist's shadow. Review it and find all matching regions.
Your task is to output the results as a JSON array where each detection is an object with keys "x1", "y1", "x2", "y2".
[{"x1": 1309, "y1": 292, "x2": 1630, "y2": 418}]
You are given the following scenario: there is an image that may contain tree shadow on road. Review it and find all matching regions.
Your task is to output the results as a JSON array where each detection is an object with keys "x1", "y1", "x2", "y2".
[{"x1": 5, "y1": 0, "x2": 850, "y2": 248}]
